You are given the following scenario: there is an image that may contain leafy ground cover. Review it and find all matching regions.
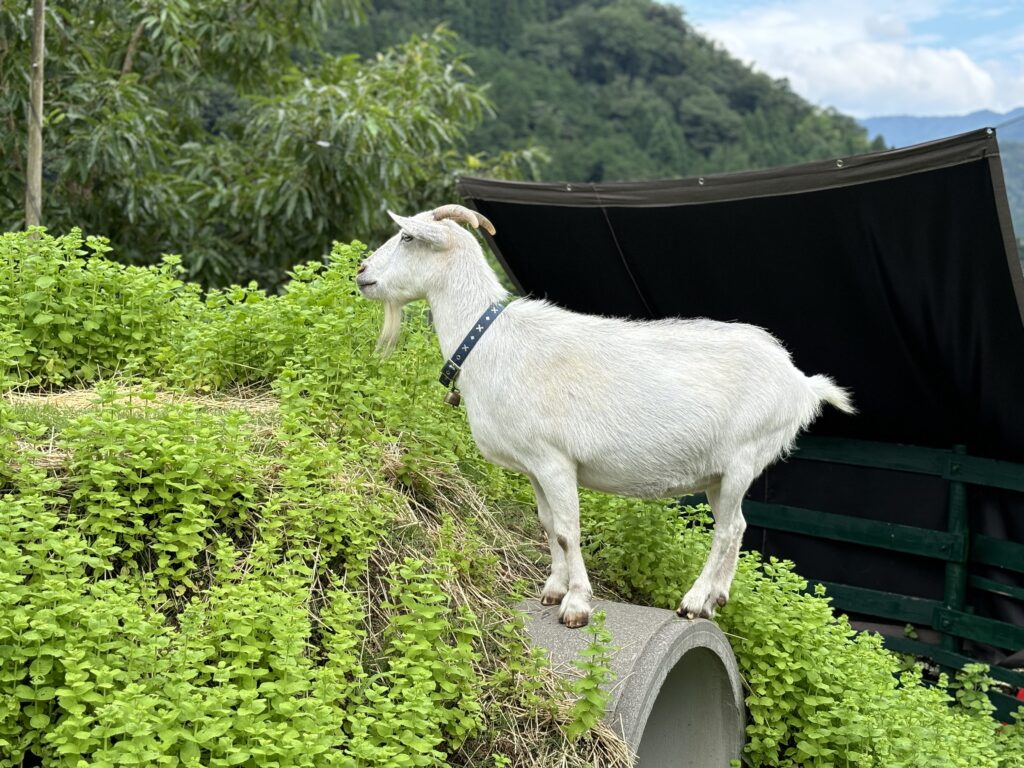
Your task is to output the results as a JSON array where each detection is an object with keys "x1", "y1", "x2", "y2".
[{"x1": 1, "y1": 228, "x2": 1023, "y2": 767}]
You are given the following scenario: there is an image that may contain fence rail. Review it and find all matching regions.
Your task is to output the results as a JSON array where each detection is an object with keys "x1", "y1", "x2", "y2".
[{"x1": 719, "y1": 436, "x2": 1024, "y2": 720}]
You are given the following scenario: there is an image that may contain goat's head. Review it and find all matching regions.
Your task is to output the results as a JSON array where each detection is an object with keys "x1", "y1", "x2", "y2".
[{"x1": 357, "y1": 204, "x2": 496, "y2": 355}]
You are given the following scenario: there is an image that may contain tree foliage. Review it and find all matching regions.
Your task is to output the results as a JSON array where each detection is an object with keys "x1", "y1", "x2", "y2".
[
  {"x1": 328, "y1": 0, "x2": 888, "y2": 183},
  {"x1": 2, "y1": 0, "x2": 891, "y2": 286},
  {"x1": 0, "y1": 0, "x2": 533, "y2": 287}
]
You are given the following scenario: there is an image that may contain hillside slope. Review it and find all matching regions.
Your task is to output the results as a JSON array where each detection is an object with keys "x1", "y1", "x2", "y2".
[
  {"x1": 2, "y1": 229, "x2": 1021, "y2": 767},
  {"x1": 326, "y1": 0, "x2": 885, "y2": 182}
]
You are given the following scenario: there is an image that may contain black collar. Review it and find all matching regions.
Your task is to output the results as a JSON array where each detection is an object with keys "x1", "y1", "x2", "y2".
[{"x1": 439, "y1": 302, "x2": 506, "y2": 388}]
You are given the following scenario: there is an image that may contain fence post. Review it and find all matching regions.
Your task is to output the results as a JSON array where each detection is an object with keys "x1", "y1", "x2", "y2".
[{"x1": 941, "y1": 444, "x2": 968, "y2": 652}]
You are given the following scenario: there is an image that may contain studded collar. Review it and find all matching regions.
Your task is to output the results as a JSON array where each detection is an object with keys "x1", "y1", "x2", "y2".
[{"x1": 439, "y1": 302, "x2": 506, "y2": 388}]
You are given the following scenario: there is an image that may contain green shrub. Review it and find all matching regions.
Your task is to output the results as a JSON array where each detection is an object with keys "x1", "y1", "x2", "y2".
[
  {"x1": 61, "y1": 389, "x2": 260, "y2": 589},
  {"x1": 564, "y1": 610, "x2": 615, "y2": 742},
  {"x1": 151, "y1": 541, "x2": 350, "y2": 767},
  {"x1": 580, "y1": 499, "x2": 1024, "y2": 767},
  {"x1": 0, "y1": 494, "x2": 348, "y2": 767},
  {"x1": 0, "y1": 400, "x2": 544, "y2": 767},
  {"x1": 0, "y1": 230, "x2": 199, "y2": 387},
  {"x1": 0, "y1": 486, "x2": 169, "y2": 765},
  {"x1": 2, "y1": 226, "x2": 1021, "y2": 767},
  {"x1": 167, "y1": 243, "x2": 377, "y2": 391},
  {"x1": 339, "y1": 558, "x2": 486, "y2": 766}
]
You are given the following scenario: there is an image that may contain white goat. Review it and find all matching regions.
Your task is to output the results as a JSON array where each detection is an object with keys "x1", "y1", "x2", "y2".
[{"x1": 358, "y1": 204, "x2": 854, "y2": 628}]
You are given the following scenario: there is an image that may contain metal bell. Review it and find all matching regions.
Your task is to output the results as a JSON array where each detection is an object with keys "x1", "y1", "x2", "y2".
[{"x1": 444, "y1": 389, "x2": 462, "y2": 407}]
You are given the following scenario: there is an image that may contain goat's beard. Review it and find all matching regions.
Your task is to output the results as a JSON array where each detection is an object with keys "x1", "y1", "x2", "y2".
[{"x1": 375, "y1": 301, "x2": 402, "y2": 357}]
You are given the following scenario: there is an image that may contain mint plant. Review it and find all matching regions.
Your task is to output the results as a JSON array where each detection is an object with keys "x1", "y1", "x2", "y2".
[
  {"x1": 564, "y1": 610, "x2": 615, "y2": 741},
  {"x1": 0, "y1": 230, "x2": 198, "y2": 387},
  {"x1": 61, "y1": 390, "x2": 260, "y2": 589},
  {"x1": 1, "y1": 225, "x2": 1020, "y2": 767}
]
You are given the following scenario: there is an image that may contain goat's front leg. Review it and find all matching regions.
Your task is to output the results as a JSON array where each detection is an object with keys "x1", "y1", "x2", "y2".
[
  {"x1": 533, "y1": 462, "x2": 592, "y2": 628},
  {"x1": 530, "y1": 477, "x2": 569, "y2": 606}
]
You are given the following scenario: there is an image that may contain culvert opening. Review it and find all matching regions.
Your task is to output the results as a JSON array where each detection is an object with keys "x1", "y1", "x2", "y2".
[
  {"x1": 635, "y1": 646, "x2": 737, "y2": 767},
  {"x1": 520, "y1": 600, "x2": 745, "y2": 765}
]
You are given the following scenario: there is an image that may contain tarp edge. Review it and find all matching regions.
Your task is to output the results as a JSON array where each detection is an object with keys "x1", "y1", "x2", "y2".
[{"x1": 458, "y1": 128, "x2": 996, "y2": 208}]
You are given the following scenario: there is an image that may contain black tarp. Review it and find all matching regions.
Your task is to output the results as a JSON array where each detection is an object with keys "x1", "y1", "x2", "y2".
[{"x1": 458, "y1": 129, "x2": 1024, "y2": 653}]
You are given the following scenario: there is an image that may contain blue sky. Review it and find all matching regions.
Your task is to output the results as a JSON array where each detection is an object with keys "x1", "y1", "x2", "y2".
[{"x1": 672, "y1": 1, "x2": 1024, "y2": 117}]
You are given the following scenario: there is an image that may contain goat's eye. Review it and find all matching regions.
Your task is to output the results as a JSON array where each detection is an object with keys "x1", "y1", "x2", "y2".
[{"x1": 400, "y1": 233, "x2": 413, "y2": 243}]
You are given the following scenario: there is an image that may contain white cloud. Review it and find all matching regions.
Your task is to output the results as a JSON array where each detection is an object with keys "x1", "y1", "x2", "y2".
[
  {"x1": 685, "y1": 0, "x2": 1024, "y2": 117},
  {"x1": 782, "y1": 41, "x2": 995, "y2": 117},
  {"x1": 863, "y1": 14, "x2": 911, "y2": 41}
]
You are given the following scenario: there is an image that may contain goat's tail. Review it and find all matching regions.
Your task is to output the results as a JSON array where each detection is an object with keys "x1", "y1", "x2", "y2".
[{"x1": 808, "y1": 374, "x2": 856, "y2": 415}]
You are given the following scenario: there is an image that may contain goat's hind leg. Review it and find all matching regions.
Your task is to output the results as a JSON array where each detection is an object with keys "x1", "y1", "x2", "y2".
[
  {"x1": 530, "y1": 477, "x2": 569, "y2": 606},
  {"x1": 678, "y1": 471, "x2": 749, "y2": 619}
]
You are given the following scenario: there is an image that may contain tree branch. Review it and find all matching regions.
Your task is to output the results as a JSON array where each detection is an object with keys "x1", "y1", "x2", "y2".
[{"x1": 121, "y1": 21, "x2": 145, "y2": 76}]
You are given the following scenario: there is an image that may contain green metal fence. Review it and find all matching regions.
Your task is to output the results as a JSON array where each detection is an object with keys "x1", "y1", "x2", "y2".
[{"x1": 742, "y1": 436, "x2": 1024, "y2": 720}]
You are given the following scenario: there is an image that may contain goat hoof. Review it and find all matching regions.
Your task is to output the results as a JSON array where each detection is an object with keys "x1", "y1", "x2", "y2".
[
  {"x1": 540, "y1": 592, "x2": 565, "y2": 606},
  {"x1": 557, "y1": 592, "x2": 592, "y2": 629},
  {"x1": 561, "y1": 611, "x2": 590, "y2": 629},
  {"x1": 678, "y1": 585, "x2": 728, "y2": 620},
  {"x1": 677, "y1": 601, "x2": 713, "y2": 620}
]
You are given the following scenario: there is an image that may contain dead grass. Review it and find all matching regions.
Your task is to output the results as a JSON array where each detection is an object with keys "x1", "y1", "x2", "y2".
[
  {"x1": 367, "y1": 443, "x2": 634, "y2": 767},
  {"x1": 3, "y1": 382, "x2": 279, "y2": 415},
  {"x1": 3, "y1": 383, "x2": 281, "y2": 473}
]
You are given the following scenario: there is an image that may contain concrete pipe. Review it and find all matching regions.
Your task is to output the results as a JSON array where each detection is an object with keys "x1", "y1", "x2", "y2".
[{"x1": 520, "y1": 599, "x2": 746, "y2": 767}]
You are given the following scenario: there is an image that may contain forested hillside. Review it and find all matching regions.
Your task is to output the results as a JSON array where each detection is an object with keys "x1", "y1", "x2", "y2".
[{"x1": 326, "y1": 0, "x2": 886, "y2": 182}]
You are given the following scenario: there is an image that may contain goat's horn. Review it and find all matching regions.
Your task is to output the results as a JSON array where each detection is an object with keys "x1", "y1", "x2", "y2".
[{"x1": 432, "y1": 204, "x2": 496, "y2": 236}]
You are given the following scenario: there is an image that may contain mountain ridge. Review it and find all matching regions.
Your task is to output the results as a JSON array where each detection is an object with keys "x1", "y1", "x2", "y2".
[
  {"x1": 860, "y1": 108, "x2": 1024, "y2": 148},
  {"x1": 326, "y1": 0, "x2": 883, "y2": 182}
]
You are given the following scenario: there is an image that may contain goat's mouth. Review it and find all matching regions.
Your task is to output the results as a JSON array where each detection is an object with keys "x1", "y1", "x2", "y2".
[{"x1": 356, "y1": 279, "x2": 377, "y2": 290}]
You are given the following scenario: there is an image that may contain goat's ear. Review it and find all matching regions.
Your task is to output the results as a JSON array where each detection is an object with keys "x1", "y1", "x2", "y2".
[{"x1": 387, "y1": 211, "x2": 450, "y2": 249}]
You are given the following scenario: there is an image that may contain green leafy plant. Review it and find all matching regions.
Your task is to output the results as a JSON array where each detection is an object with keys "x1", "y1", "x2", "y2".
[
  {"x1": 953, "y1": 663, "x2": 997, "y2": 719},
  {"x1": 338, "y1": 558, "x2": 486, "y2": 766},
  {"x1": 580, "y1": 500, "x2": 1021, "y2": 767},
  {"x1": 0, "y1": 229, "x2": 198, "y2": 387},
  {"x1": 564, "y1": 610, "x2": 615, "y2": 741},
  {"x1": 61, "y1": 388, "x2": 260, "y2": 589},
  {"x1": 1, "y1": 223, "x2": 1021, "y2": 768}
]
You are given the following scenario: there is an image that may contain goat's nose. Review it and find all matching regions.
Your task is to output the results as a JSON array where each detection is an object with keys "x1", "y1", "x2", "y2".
[{"x1": 357, "y1": 262, "x2": 367, "y2": 274}]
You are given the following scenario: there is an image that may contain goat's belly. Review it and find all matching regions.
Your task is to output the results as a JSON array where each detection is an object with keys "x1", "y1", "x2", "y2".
[
  {"x1": 467, "y1": 397, "x2": 724, "y2": 491},
  {"x1": 476, "y1": 433, "x2": 715, "y2": 497},
  {"x1": 576, "y1": 459, "x2": 714, "y2": 498}
]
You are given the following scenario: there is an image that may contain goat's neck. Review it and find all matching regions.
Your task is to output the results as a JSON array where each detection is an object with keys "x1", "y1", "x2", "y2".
[{"x1": 427, "y1": 271, "x2": 509, "y2": 360}]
